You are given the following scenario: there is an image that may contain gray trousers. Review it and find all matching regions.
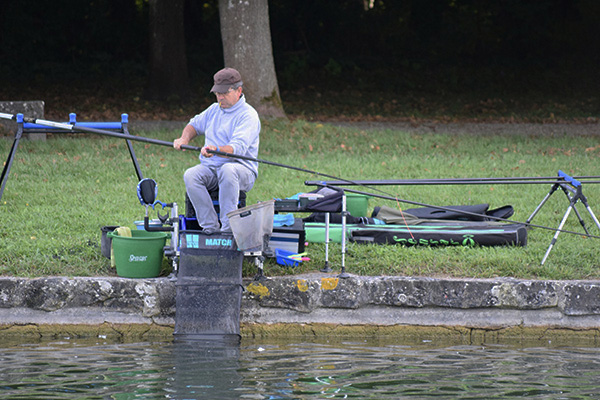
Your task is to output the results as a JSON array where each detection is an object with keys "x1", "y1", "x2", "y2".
[{"x1": 183, "y1": 162, "x2": 256, "y2": 233}]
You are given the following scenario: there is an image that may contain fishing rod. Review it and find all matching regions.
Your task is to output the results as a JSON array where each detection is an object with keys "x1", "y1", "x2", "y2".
[
  {"x1": 2, "y1": 113, "x2": 597, "y2": 240},
  {"x1": 304, "y1": 177, "x2": 600, "y2": 186},
  {"x1": 0, "y1": 112, "x2": 365, "y2": 185},
  {"x1": 0, "y1": 112, "x2": 395, "y2": 205},
  {"x1": 306, "y1": 179, "x2": 600, "y2": 186},
  {"x1": 0, "y1": 113, "x2": 389, "y2": 186}
]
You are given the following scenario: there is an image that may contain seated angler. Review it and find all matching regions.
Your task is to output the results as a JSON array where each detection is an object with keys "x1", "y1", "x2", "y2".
[{"x1": 173, "y1": 67, "x2": 261, "y2": 234}]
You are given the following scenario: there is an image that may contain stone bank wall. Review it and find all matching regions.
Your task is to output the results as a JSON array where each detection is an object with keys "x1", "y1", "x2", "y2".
[{"x1": 1, "y1": 275, "x2": 599, "y2": 338}]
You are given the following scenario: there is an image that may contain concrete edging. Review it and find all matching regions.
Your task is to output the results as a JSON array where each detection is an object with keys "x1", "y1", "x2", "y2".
[{"x1": 1, "y1": 275, "x2": 599, "y2": 339}]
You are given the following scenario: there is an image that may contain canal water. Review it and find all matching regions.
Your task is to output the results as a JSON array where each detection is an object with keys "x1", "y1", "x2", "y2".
[{"x1": 1, "y1": 336, "x2": 599, "y2": 399}]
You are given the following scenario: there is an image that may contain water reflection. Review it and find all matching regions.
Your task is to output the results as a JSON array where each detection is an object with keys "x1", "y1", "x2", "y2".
[
  {"x1": 169, "y1": 339, "x2": 242, "y2": 399},
  {"x1": 1, "y1": 337, "x2": 600, "y2": 399}
]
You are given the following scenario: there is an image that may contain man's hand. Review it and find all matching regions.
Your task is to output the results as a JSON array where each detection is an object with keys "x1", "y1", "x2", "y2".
[
  {"x1": 201, "y1": 145, "x2": 218, "y2": 157},
  {"x1": 174, "y1": 124, "x2": 197, "y2": 150},
  {"x1": 173, "y1": 137, "x2": 189, "y2": 150}
]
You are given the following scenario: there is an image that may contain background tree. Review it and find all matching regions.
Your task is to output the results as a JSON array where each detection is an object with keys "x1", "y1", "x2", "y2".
[
  {"x1": 146, "y1": 0, "x2": 189, "y2": 100},
  {"x1": 0, "y1": 0, "x2": 598, "y2": 121},
  {"x1": 218, "y1": 0, "x2": 285, "y2": 118}
]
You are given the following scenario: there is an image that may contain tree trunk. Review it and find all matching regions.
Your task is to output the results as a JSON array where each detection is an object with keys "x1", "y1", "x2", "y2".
[
  {"x1": 147, "y1": 0, "x2": 189, "y2": 100},
  {"x1": 218, "y1": 0, "x2": 286, "y2": 118}
]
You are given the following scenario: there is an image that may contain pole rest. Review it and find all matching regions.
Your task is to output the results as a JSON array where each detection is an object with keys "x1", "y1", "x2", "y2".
[
  {"x1": 16, "y1": 113, "x2": 23, "y2": 123},
  {"x1": 558, "y1": 170, "x2": 581, "y2": 188},
  {"x1": 69, "y1": 113, "x2": 77, "y2": 124},
  {"x1": 121, "y1": 113, "x2": 128, "y2": 124}
]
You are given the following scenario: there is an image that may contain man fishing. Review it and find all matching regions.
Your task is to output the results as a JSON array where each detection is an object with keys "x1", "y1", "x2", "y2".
[{"x1": 173, "y1": 67, "x2": 261, "y2": 234}]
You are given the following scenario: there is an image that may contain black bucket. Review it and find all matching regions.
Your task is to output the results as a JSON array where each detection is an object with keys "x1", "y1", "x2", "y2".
[
  {"x1": 174, "y1": 232, "x2": 244, "y2": 339},
  {"x1": 100, "y1": 225, "x2": 118, "y2": 259}
]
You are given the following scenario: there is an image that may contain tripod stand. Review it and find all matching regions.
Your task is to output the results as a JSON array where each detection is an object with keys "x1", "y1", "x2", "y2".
[{"x1": 527, "y1": 171, "x2": 600, "y2": 265}]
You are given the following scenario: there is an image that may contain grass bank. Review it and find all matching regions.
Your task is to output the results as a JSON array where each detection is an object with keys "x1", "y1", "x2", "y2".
[{"x1": 1, "y1": 119, "x2": 600, "y2": 279}]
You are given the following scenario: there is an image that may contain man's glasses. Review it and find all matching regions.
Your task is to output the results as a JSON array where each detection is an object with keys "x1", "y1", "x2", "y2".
[{"x1": 214, "y1": 87, "x2": 235, "y2": 96}]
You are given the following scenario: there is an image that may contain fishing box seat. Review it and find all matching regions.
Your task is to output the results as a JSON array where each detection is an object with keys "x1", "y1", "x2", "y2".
[{"x1": 185, "y1": 190, "x2": 247, "y2": 218}]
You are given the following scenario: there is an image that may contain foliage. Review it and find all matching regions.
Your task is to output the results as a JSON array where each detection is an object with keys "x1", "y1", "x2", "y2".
[
  {"x1": 1, "y1": 0, "x2": 598, "y2": 125},
  {"x1": 2, "y1": 120, "x2": 600, "y2": 279},
  {"x1": 1, "y1": 0, "x2": 599, "y2": 99}
]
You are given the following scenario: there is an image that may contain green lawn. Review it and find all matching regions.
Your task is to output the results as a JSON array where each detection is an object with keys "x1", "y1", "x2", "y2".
[{"x1": 1, "y1": 118, "x2": 600, "y2": 279}]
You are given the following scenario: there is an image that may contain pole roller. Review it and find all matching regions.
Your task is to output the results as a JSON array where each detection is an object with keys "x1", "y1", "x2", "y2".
[{"x1": 0, "y1": 113, "x2": 202, "y2": 152}]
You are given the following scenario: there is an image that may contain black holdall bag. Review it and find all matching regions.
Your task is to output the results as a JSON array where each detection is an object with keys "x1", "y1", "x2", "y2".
[{"x1": 372, "y1": 204, "x2": 514, "y2": 223}]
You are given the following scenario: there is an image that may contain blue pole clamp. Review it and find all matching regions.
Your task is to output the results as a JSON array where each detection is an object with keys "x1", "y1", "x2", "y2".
[
  {"x1": 153, "y1": 199, "x2": 167, "y2": 209},
  {"x1": 558, "y1": 170, "x2": 581, "y2": 188}
]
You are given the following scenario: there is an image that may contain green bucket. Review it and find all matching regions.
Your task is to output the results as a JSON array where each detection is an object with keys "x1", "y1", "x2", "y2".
[
  {"x1": 346, "y1": 193, "x2": 370, "y2": 217},
  {"x1": 107, "y1": 230, "x2": 168, "y2": 278}
]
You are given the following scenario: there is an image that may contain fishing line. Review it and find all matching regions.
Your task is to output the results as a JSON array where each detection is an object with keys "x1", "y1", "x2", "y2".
[
  {"x1": 394, "y1": 194, "x2": 415, "y2": 240},
  {"x1": 210, "y1": 149, "x2": 600, "y2": 240}
]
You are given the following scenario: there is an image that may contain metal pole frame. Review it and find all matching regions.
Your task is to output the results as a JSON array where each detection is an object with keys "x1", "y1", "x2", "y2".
[
  {"x1": 539, "y1": 184, "x2": 600, "y2": 265},
  {"x1": 0, "y1": 114, "x2": 25, "y2": 202},
  {"x1": 1, "y1": 113, "x2": 147, "y2": 203}
]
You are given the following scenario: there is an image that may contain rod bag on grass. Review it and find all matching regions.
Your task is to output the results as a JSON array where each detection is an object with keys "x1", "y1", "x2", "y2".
[{"x1": 350, "y1": 223, "x2": 528, "y2": 247}]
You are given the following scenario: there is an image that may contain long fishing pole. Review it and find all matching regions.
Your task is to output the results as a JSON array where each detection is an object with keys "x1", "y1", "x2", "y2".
[
  {"x1": 1, "y1": 112, "x2": 361, "y2": 183},
  {"x1": 3, "y1": 113, "x2": 597, "y2": 239},
  {"x1": 306, "y1": 179, "x2": 600, "y2": 186},
  {"x1": 0, "y1": 113, "x2": 387, "y2": 186},
  {"x1": 305, "y1": 177, "x2": 600, "y2": 186},
  {"x1": 0, "y1": 112, "x2": 391, "y2": 198}
]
